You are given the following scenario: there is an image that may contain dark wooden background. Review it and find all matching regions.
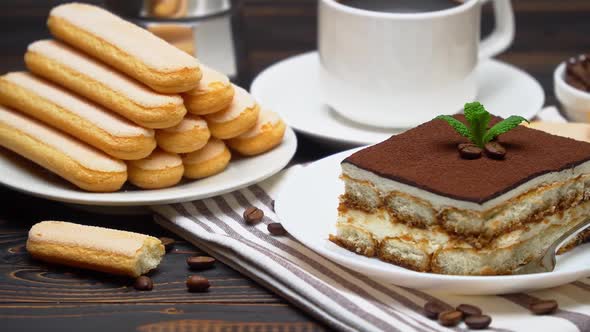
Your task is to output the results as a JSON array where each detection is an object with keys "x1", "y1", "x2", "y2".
[{"x1": 1, "y1": 0, "x2": 589, "y2": 331}]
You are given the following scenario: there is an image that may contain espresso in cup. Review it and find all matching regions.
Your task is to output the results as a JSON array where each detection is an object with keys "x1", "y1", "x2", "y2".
[
  {"x1": 319, "y1": 0, "x2": 515, "y2": 128},
  {"x1": 337, "y1": 0, "x2": 461, "y2": 13}
]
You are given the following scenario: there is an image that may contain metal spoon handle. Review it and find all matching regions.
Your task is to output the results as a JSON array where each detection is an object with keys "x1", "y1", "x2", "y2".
[{"x1": 541, "y1": 217, "x2": 590, "y2": 270}]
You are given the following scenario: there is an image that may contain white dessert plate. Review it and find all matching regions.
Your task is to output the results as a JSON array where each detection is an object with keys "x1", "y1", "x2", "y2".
[
  {"x1": 274, "y1": 148, "x2": 590, "y2": 295},
  {"x1": 251, "y1": 52, "x2": 545, "y2": 146},
  {"x1": 0, "y1": 127, "x2": 297, "y2": 206}
]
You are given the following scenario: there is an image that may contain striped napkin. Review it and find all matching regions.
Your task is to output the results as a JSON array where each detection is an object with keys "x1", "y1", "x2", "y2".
[{"x1": 152, "y1": 164, "x2": 590, "y2": 332}]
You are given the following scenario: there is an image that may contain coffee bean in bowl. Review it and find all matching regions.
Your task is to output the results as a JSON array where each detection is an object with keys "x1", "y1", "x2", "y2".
[
  {"x1": 554, "y1": 53, "x2": 590, "y2": 122},
  {"x1": 566, "y1": 54, "x2": 590, "y2": 93}
]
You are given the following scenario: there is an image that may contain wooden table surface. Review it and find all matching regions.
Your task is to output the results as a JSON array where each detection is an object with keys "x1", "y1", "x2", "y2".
[{"x1": 1, "y1": 1, "x2": 589, "y2": 331}]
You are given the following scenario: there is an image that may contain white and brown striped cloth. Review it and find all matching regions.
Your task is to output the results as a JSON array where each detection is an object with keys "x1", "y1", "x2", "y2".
[{"x1": 152, "y1": 162, "x2": 590, "y2": 332}]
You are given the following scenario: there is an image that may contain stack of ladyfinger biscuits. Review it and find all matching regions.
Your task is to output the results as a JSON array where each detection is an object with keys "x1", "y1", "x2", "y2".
[{"x1": 0, "y1": 3, "x2": 286, "y2": 192}]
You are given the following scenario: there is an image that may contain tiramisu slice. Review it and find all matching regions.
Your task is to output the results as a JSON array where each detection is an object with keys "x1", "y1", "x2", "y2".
[{"x1": 330, "y1": 106, "x2": 590, "y2": 275}]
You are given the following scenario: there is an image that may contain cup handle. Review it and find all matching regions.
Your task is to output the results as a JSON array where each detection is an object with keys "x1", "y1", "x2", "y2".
[{"x1": 478, "y1": 0, "x2": 515, "y2": 59}]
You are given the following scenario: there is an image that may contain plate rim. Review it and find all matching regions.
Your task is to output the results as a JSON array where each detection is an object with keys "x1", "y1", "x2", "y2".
[
  {"x1": 251, "y1": 51, "x2": 545, "y2": 146},
  {"x1": 275, "y1": 148, "x2": 590, "y2": 291},
  {"x1": 0, "y1": 127, "x2": 297, "y2": 206}
]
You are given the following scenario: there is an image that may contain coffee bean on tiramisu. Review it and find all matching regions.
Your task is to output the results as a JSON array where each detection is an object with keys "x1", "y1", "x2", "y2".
[
  {"x1": 465, "y1": 314, "x2": 492, "y2": 329},
  {"x1": 458, "y1": 144, "x2": 483, "y2": 160},
  {"x1": 423, "y1": 301, "x2": 447, "y2": 319},
  {"x1": 484, "y1": 142, "x2": 506, "y2": 160},
  {"x1": 187, "y1": 256, "x2": 216, "y2": 270},
  {"x1": 529, "y1": 299, "x2": 558, "y2": 315},
  {"x1": 268, "y1": 222, "x2": 287, "y2": 236},
  {"x1": 134, "y1": 276, "x2": 153, "y2": 291},
  {"x1": 186, "y1": 275, "x2": 210, "y2": 292},
  {"x1": 243, "y1": 206, "x2": 264, "y2": 225},
  {"x1": 456, "y1": 303, "x2": 482, "y2": 317},
  {"x1": 159, "y1": 237, "x2": 175, "y2": 252},
  {"x1": 438, "y1": 310, "x2": 463, "y2": 327}
]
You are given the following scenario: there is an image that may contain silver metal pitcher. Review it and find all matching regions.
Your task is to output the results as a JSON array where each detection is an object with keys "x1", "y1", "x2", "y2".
[{"x1": 105, "y1": 0, "x2": 242, "y2": 81}]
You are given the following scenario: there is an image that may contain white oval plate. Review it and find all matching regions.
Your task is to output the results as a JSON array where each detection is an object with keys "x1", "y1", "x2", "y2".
[
  {"x1": 275, "y1": 148, "x2": 590, "y2": 295},
  {"x1": 251, "y1": 52, "x2": 545, "y2": 146},
  {"x1": 0, "y1": 128, "x2": 297, "y2": 206}
]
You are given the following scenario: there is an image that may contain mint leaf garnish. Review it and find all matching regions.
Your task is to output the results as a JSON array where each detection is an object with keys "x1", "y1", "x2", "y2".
[
  {"x1": 463, "y1": 102, "x2": 491, "y2": 147},
  {"x1": 483, "y1": 115, "x2": 529, "y2": 143},
  {"x1": 435, "y1": 115, "x2": 472, "y2": 140},
  {"x1": 435, "y1": 102, "x2": 529, "y2": 148}
]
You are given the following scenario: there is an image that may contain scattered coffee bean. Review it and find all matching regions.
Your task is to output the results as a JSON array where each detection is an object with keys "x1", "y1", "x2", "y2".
[
  {"x1": 465, "y1": 314, "x2": 492, "y2": 330},
  {"x1": 243, "y1": 207, "x2": 264, "y2": 225},
  {"x1": 268, "y1": 222, "x2": 287, "y2": 236},
  {"x1": 459, "y1": 145, "x2": 483, "y2": 160},
  {"x1": 134, "y1": 276, "x2": 153, "y2": 291},
  {"x1": 159, "y1": 237, "x2": 175, "y2": 252},
  {"x1": 456, "y1": 303, "x2": 482, "y2": 317},
  {"x1": 484, "y1": 142, "x2": 506, "y2": 160},
  {"x1": 529, "y1": 299, "x2": 558, "y2": 315},
  {"x1": 186, "y1": 275, "x2": 210, "y2": 292},
  {"x1": 438, "y1": 310, "x2": 463, "y2": 327},
  {"x1": 271, "y1": 199, "x2": 276, "y2": 212},
  {"x1": 187, "y1": 256, "x2": 216, "y2": 270},
  {"x1": 423, "y1": 301, "x2": 447, "y2": 319}
]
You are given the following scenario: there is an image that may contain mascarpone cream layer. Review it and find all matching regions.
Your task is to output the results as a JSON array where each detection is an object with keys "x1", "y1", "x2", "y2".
[{"x1": 342, "y1": 161, "x2": 590, "y2": 211}]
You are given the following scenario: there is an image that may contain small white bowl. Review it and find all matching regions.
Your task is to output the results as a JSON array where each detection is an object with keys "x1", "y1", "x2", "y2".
[{"x1": 554, "y1": 61, "x2": 590, "y2": 122}]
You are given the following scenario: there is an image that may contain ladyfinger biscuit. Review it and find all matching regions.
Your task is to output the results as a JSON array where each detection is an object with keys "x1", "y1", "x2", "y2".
[
  {"x1": 26, "y1": 40, "x2": 186, "y2": 129},
  {"x1": 227, "y1": 109, "x2": 286, "y2": 156},
  {"x1": 0, "y1": 105, "x2": 126, "y2": 192},
  {"x1": 156, "y1": 114, "x2": 210, "y2": 154},
  {"x1": 0, "y1": 72, "x2": 156, "y2": 160},
  {"x1": 27, "y1": 221, "x2": 164, "y2": 277},
  {"x1": 48, "y1": 3, "x2": 201, "y2": 93},
  {"x1": 205, "y1": 85, "x2": 260, "y2": 139},
  {"x1": 128, "y1": 149, "x2": 184, "y2": 189},
  {"x1": 183, "y1": 138, "x2": 231, "y2": 179},
  {"x1": 183, "y1": 65, "x2": 234, "y2": 115}
]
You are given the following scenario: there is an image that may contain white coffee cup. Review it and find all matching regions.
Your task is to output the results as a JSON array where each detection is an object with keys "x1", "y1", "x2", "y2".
[{"x1": 319, "y1": 0, "x2": 515, "y2": 128}]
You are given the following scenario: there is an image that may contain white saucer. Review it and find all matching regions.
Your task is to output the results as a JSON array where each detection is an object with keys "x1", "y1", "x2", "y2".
[
  {"x1": 0, "y1": 128, "x2": 297, "y2": 206},
  {"x1": 251, "y1": 52, "x2": 545, "y2": 146},
  {"x1": 274, "y1": 149, "x2": 590, "y2": 295}
]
